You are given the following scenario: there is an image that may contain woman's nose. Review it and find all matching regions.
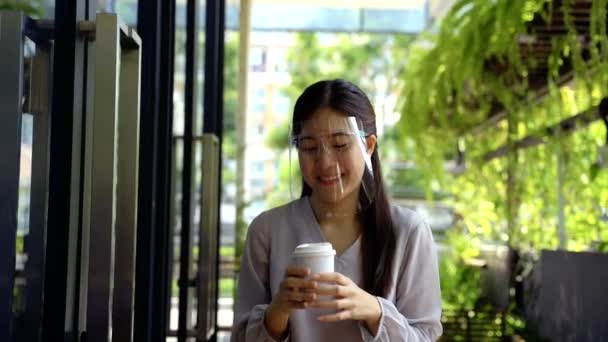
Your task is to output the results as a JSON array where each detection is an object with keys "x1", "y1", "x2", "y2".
[{"x1": 316, "y1": 146, "x2": 337, "y2": 167}]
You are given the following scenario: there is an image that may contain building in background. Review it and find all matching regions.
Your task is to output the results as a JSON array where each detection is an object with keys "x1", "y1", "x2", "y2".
[{"x1": 243, "y1": 31, "x2": 293, "y2": 222}]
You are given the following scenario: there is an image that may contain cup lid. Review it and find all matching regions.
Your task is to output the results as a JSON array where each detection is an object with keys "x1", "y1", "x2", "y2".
[{"x1": 292, "y1": 242, "x2": 336, "y2": 257}]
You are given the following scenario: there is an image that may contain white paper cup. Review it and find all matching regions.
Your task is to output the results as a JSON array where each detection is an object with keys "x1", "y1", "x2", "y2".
[
  {"x1": 291, "y1": 243, "x2": 336, "y2": 311},
  {"x1": 291, "y1": 242, "x2": 336, "y2": 275}
]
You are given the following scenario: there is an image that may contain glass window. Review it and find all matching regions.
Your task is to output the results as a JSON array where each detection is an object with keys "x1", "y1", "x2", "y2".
[
  {"x1": 249, "y1": 87, "x2": 267, "y2": 114},
  {"x1": 115, "y1": 0, "x2": 138, "y2": 26},
  {"x1": 169, "y1": 3, "x2": 187, "y2": 335},
  {"x1": 173, "y1": 29, "x2": 187, "y2": 136},
  {"x1": 251, "y1": 161, "x2": 264, "y2": 174},
  {"x1": 13, "y1": 113, "x2": 33, "y2": 324},
  {"x1": 273, "y1": 47, "x2": 288, "y2": 73},
  {"x1": 250, "y1": 179, "x2": 265, "y2": 197},
  {"x1": 253, "y1": 102, "x2": 266, "y2": 114},
  {"x1": 249, "y1": 46, "x2": 267, "y2": 72},
  {"x1": 272, "y1": 89, "x2": 290, "y2": 119}
]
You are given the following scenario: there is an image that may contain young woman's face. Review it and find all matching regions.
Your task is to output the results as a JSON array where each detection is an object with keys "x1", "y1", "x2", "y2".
[{"x1": 296, "y1": 108, "x2": 376, "y2": 205}]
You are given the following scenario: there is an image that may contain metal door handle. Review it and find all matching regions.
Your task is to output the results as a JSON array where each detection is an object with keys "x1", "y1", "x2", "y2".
[{"x1": 84, "y1": 13, "x2": 141, "y2": 342}]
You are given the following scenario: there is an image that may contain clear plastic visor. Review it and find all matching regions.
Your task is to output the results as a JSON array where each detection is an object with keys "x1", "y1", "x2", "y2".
[{"x1": 288, "y1": 116, "x2": 375, "y2": 216}]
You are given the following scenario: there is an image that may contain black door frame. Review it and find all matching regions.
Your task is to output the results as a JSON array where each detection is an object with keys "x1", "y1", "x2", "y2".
[
  {"x1": 42, "y1": 0, "x2": 90, "y2": 340},
  {"x1": 175, "y1": 0, "x2": 225, "y2": 340},
  {"x1": 2, "y1": 0, "x2": 224, "y2": 340},
  {"x1": 134, "y1": 0, "x2": 176, "y2": 341}
]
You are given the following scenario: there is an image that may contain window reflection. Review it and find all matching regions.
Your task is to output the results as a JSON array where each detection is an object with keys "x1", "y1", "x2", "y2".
[
  {"x1": 14, "y1": 114, "x2": 33, "y2": 319},
  {"x1": 114, "y1": 0, "x2": 138, "y2": 26}
]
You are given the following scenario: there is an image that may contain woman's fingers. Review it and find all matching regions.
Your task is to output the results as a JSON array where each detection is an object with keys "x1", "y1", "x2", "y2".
[
  {"x1": 290, "y1": 301, "x2": 308, "y2": 309},
  {"x1": 283, "y1": 277, "x2": 317, "y2": 290},
  {"x1": 313, "y1": 284, "x2": 352, "y2": 297},
  {"x1": 277, "y1": 267, "x2": 318, "y2": 310},
  {"x1": 309, "y1": 298, "x2": 350, "y2": 310},
  {"x1": 317, "y1": 309, "x2": 353, "y2": 322},
  {"x1": 285, "y1": 266, "x2": 310, "y2": 277},
  {"x1": 280, "y1": 267, "x2": 359, "y2": 312},
  {"x1": 311, "y1": 272, "x2": 351, "y2": 286},
  {"x1": 287, "y1": 290, "x2": 316, "y2": 303}
]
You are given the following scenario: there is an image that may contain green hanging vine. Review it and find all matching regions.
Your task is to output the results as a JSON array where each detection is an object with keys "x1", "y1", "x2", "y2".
[{"x1": 398, "y1": 0, "x2": 608, "y2": 252}]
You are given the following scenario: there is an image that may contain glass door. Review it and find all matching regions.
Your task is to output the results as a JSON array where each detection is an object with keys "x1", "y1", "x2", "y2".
[
  {"x1": 0, "y1": 10, "x2": 54, "y2": 342},
  {"x1": 0, "y1": 5, "x2": 144, "y2": 341}
]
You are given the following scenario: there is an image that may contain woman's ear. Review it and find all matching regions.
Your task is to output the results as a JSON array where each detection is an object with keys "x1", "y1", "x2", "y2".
[{"x1": 366, "y1": 134, "x2": 377, "y2": 156}]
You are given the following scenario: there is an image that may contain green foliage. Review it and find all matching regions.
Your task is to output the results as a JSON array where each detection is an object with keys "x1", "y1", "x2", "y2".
[
  {"x1": 0, "y1": 0, "x2": 44, "y2": 16},
  {"x1": 224, "y1": 33, "x2": 240, "y2": 143},
  {"x1": 219, "y1": 245, "x2": 235, "y2": 258},
  {"x1": 399, "y1": 0, "x2": 608, "y2": 252},
  {"x1": 16, "y1": 235, "x2": 24, "y2": 254},
  {"x1": 282, "y1": 32, "x2": 412, "y2": 110},
  {"x1": 222, "y1": 32, "x2": 243, "y2": 256},
  {"x1": 439, "y1": 229, "x2": 482, "y2": 310},
  {"x1": 219, "y1": 277, "x2": 234, "y2": 298},
  {"x1": 265, "y1": 121, "x2": 290, "y2": 150},
  {"x1": 265, "y1": 151, "x2": 301, "y2": 209}
]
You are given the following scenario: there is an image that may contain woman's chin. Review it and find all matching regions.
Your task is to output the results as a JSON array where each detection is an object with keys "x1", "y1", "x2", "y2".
[{"x1": 312, "y1": 187, "x2": 347, "y2": 203}]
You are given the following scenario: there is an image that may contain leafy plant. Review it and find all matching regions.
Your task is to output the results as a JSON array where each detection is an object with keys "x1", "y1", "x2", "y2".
[
  {"x1": 439, "y1": 228, "x2": 483, "y2": 310},
  {"x1": 0, "y1": 0, "x2": 44, "y2": 16},
  {"x1": 398, "y1": 0, "x2": 608, "y2": 252}
]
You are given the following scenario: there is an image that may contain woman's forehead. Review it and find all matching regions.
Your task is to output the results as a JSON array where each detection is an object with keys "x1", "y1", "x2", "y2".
[{"x1": 299, "y1": 108, "x2": 355, "y2": 134}]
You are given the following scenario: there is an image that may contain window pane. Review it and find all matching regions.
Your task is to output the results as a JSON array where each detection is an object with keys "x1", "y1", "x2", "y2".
[
  {"x1": 115, "y1": 0, "x2": 138, "y2": 26},
  {"x1": 14, "y1": 113, "x2": 33, "y2": 322},
  {"x1": 169, "y1": 138, "x2": 183, "y2": 333}
]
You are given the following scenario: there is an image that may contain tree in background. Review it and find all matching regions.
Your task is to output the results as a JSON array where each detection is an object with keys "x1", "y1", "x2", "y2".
[
  {"x1": 222, "y1": 33, "x2": 249, "y2": 263},
  {"x1": 223, "y1": 32, "x2": 239, "y2": 184},
  {"x1": 395, "y1": 1, "x2": 608, "y2": 321},
  {"x1": 0, "y1": 0, "x2": 45, "y2": 16}
]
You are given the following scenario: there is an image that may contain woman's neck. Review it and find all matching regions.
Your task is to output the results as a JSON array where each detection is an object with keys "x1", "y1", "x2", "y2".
[
  {"x1": 308, "y1": 191, "x2": 362, "y2": 254},
  {"x1": 309, "y1": 190, "x2": 360, "y2": 226}
]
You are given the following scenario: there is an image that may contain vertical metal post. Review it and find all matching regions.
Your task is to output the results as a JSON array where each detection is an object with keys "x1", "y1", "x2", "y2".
[
  {"x1": 177, "y1": 0, "x2": 198, "y2": 339},
  {"x1": 112, "y1": 26, "x2": 142, "y2": 342},
  {"x1": 43, "y1": 0, "x2": 89, "y2": 339},
  {"x1": 0, "y1": 10, "x2": 24, "y2": 342},
  {"x1": 134, "y1": 0, "x2": 175, "y2": 339},
  {"x1": 86, "y1": 13, "x2": 120, "y2": 341},
  {"x1": 197, "y1": 135, "x2": 220, "y2": 341},
  {"x1": 200, "y1": 0, "x2": 225, "y2": 338},
  {"x1": 154, "y1": 0, "x2": 176, "y2": 339},
  {"x1": 78, "y1": 17, "x2": 96, "y2": 337},
  {"x1": 235, "y1": 0, "x2": 251, "y2": 280},
  {"x1": 213, "y1": 1, "x2": 226, "y2": 337}
]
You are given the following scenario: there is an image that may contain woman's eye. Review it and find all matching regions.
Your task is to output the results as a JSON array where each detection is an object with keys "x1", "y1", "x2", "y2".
[
  {"x1": 301, "y1": 146, "x2": 317, "y2": 152},
  {"x1": 333, "y1": 144, "x2": 349, "y2": 150}
]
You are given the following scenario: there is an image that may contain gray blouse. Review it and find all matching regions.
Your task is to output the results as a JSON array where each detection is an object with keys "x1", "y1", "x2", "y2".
[{"x1": 231, "y1": 197, "x2": 442, "y2": 342}]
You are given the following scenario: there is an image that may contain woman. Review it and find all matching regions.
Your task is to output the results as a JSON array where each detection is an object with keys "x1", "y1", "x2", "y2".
[{"x1": 232, "y1": 79, "x2": 442, "y2": 341}]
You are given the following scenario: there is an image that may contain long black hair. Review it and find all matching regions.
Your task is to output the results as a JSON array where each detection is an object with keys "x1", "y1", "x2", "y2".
[{"x1": 292, "y1": 79, "x2": 396, "y2": 297}]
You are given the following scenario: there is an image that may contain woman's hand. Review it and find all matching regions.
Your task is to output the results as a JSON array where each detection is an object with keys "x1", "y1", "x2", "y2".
[
  {"x1": 270, "y1": 266, "x2": 318, "y2": 313},
  {"x1": 265, "y1": 266, "x2": 318, "y2": 339},
  {"x1": 309, "y1": 272, "x2": 382, "y2": 335}
]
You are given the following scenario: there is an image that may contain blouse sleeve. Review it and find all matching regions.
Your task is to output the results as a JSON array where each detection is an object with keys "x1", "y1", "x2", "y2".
[
  {"x1": 359, "y1": 219, "x2": 443, "y2": 341},
  {"x1": 230, "y1": 213, "x2": 289, "y2": 342}
]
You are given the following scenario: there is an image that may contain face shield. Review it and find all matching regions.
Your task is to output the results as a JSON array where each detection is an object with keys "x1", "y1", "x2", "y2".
[{"x1": 288, "y1": 116, "x2": 376, "y2": 216}]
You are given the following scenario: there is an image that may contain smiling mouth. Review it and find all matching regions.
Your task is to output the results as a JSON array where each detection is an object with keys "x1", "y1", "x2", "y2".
[{"x1": 318, "y1": 175, "x2": 343, "y2": 185}]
